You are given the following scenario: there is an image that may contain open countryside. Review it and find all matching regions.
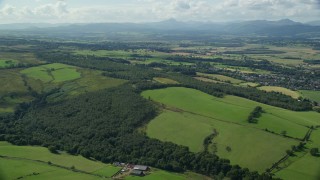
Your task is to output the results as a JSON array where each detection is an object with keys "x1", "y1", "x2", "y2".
[
  {"x1": 142, "y1": 87, "x2": 320, "y2": 174},
  {"x1": 0, "y1": 4, "x2": 320, "y2": 179}
]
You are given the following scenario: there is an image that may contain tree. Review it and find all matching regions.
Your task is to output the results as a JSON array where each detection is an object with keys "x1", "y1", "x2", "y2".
[
  {"x1": 310, "y1": 148, "x2": 319, "y2": 156},
  {"x1": 281, "y1": 130, "x2": 287, "y2": 136},
  {"x1": 48, "y1": 145, "x2": 58, "y2": 154},
  {"x1": 286, "y1": 150, "x2": 294, "y2": 156}
]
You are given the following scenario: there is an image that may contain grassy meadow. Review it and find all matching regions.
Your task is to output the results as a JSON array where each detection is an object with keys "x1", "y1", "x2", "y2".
[
  {"x1": 258, "y1": 86, "x2": 301, "y2": 99},
  {"x1": 153, "y1": 77, "x2": 179, "y2": 84},
  {"x1": 299, "y1": 90, "x2": 320, "y2": 103},
  {"x1": 0, "y1": 63, "x2": 126, "y2": 113},
  {"x1": 21, "y1": 63, "x2": 81, "y2": 83},
  {"x1": 142, "y1": 87, "x2": 320, "y2": 172},
  {"x1": 196, "y1": 73, "x2": 244, "y2": 84},
  {"x1": 0, "y1": 59, "x2": 17, "y2": 68},
  {"x1": 0, "y1": 158, "x2": 103, "y2": 180},
  {"x1": 126, "y1": 170, "x2": 208, "y2": 180},
  {"x1": 0, "y1": 141, "x2": 120, "y2": 179},
  {"x1": 274, "y1": 129, "x2": 320, "y2": 180}
]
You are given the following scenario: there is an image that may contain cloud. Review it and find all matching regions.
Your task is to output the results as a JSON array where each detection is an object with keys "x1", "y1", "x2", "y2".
[{"x1": 0, "y1": 0, "x2": 319, "y2": 23}]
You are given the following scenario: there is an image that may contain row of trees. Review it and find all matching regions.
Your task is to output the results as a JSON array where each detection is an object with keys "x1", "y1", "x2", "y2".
[{"x1": 248, "y1": 106, "x2": 263, "y2": 123}]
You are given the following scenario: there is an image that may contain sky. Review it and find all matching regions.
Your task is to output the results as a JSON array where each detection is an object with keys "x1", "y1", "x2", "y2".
[{"x1": 0, "y1": 0, "x2": 319, "y2": 24}]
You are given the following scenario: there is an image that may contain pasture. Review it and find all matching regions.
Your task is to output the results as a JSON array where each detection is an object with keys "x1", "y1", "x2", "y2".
[
  {"x1": 153, "y1": 77, "x2": 179, "y2": 84},
  {"x1": 21, "y1": 63, "x2": 81, "y2": 83},
  {"x1": 0, "y1": 158, "x2": 102, "y2": 180},
  {"x1": 258, "y1": 86, "x2": 301, "y2": 99},
  {"x1": 146, "y1": 110, "x2": 297, "y2": 172},
  {"x1": 126, "y1": 169, "x2": 208, "y2": 180},
  {"x1": 196, "y1": 73, "x2": 243, "y2": 84},
  {"x1": 0, "y1": 59, "x2": 17, "y2": 68},
  {"x1": 299, "y1": 90, "x2": 320, "y2": 103},
  {"x1": 239, "y1": 82, "x2": 260, "y2": 87},
  {"x1": 142, "y1": 87, "x2": 320, "y2": 172},
  {"x1": 142, "y1": 87, "x2": 319, "y2": 139},
  {"x1": 0, "y1": 141, "x2": 121, "y2": 178},
  {"x1": 275, "y1": 129, "x2": 320, "y2": 180}
]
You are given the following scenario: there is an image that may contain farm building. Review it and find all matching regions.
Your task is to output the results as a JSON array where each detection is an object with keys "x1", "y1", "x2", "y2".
[
  {"x1": 133, "y1": 165, "x2": 150, "y2": 171},
  {"x1": 131, "y1": 169, "x2": 145, "y2": 176}
]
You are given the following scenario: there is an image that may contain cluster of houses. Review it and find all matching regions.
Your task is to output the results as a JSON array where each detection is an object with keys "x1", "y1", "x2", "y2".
[{"x1": 113, "y1": 162, "x2": 150, "y2": 177}]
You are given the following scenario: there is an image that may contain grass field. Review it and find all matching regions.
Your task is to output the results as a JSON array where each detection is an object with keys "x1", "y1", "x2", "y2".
[
  {"x1": 275, "y1": 129, "x2": 320, "y2": 180},
  {"x1": 21, "y1": 63, "x2": 81, "y2": 83},
  {"x1": 0, "y1": 59, "x2": 17, "y2": 68},
  {"x1": 142, "y1": 87, "x2": 320, "y2": 172},
  {"x1": 46, "y1": 69, "x2": 127, "y2": 102},
  {"x1": 196, "y1": 73, "x2": 243, "y2": 84},
  {"x1": 194, "y1": 77, "x2": 220, "y2": 83},
  {"x1": 0, "y1": 69, "x2": 33, "y2": 113},
  {"x1": 126, "y1": 170, "x2": 208, "y2": 180},
  {"x1": 0, "y1": 141, "x2": 121, "y2": 179},
  {"x1": 0, "y1": 158, "x2": 103, "y2": 180},
  {"x1": 299, "y1": 90, "x2": 320, "y2": 103},
  {"x1": 146, "y1": 110, "x2": 297, "y2": 172},
  {"x1": 258, "y1": 86, "x2": 301, "y2": 99},
  {"x1": 142, "y1": 87, "x2": 319, "y2": 139},
  {"x1": 153, "y1": 77, "x2": 179, "y2": 84},
  {"x1": 0, "y1": 141, "x2": 206, "y2": 180},
  {"x1": 239, "y1": 82, "x2": 260, "y2": 87}
]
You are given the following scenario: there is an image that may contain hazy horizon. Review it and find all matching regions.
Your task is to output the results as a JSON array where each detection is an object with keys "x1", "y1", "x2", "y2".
[{"x1": 0, "y1": 0, "x2": 319, "y2": 24}]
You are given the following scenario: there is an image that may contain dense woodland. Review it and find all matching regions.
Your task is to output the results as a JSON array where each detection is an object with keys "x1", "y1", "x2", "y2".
[{"x1": 0, "y1": 86, "x2": 272, "y2": 179}]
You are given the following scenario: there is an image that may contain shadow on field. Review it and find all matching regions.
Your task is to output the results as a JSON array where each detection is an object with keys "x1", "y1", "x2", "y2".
[{"x1": 0, "y1": 168, "x2": 5, "y2": 180}]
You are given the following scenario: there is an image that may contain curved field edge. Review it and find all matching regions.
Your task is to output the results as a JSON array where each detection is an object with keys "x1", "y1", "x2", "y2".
[
  {"x1": 146, "y1": 110, "x2": 297, "y2": 172},
  {"x1": 299, "y1": 90, "x2": 320, "y2": 103},
  {"x1": 142, "y1": 87, "x2": 320, "y2": 139},
  {"x1": 258, "y1": 86, "x2": 301, "y2": 99},
  {"x1": 141, "y1": 87, "x2": 320, "y2": 172},
  {"x1": 0, "y1": 158, "x2": 103, "y2": 180},
  {"x1": 274, "y1": 128, "x2": 320, "y2": 180},
  {"x1": 0, "y1": 142, "x2": 208, "y2": 180},
  {"x1": 0, "y1": 141, "x2": 120, "y2": 178}
]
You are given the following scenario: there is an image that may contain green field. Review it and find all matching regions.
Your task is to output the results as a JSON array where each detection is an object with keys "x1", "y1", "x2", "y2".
[
  {"x1": 0, "y1": 158, "x2": 103, "y2": 180},
  {"x1": 21, "y1": 63, "x2": 81, "y2": 83},
  {"x1": 0, "y1": 141, "x2": 120, "y2": 179},
  {"x1": 153, "y1": 77, "x2": 179, "y2": 84},
  {"x1": 239, "y1": 82, "x2": 260, "y2": 87},
  {"x1": 299, "y1": 90, "x2": 320, "y2": 103},
  {"x1": 275, "y1": 129, "x2": 320, "y2": 180},
  {"x1": 126, "y1": 170, "x2": 208, "y2": 180},
  {"x1": 0, "y1": 59, "x2": 17, "y2": 68},
  {"x1": 194, "y1": 77, "x2": 220, "y2": 83},
  {"x1": 0, "y1": 141, "x2": 206, "y2": 180},
  {"x1": 142, "y1": 87, "x2": 319, "y2": 139},
  {"x1": 142, "y1": 87, "x2": 320, "y2": 172},
  {"x1": 196, "y1": 73, "x2": 243, "y2": 84},
  {"x1": 258, "y1": 86, "x2": 301, "y2": 99},
  {"x1": 0, "y1": 69, "x2": 33, "y2": 113}
]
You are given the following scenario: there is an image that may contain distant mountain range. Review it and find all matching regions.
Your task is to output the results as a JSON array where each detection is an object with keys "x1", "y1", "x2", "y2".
[{"x1": 1, "y1": 19, "x2": 320, "y2": 37}]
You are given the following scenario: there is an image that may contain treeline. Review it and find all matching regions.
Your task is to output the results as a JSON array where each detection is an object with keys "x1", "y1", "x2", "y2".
[
  {"x1": 36, "y1": 51, "x2": 159, "y2": 81},
  {"x1": 167, "y1": 55, "x2": 313, "y2": 77},
  {"x1": 304, "y1": 60, "x2": 320, "y2": 64},
  {"x1": 248, "y1": 106, "x2": 263, "y2": 123},
  {"x1": 0, "y1": 86, "x2": 272, "y2": 179},
  {"x1": 167, "y1": 74, "x2": 312, "y2": 111}
]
